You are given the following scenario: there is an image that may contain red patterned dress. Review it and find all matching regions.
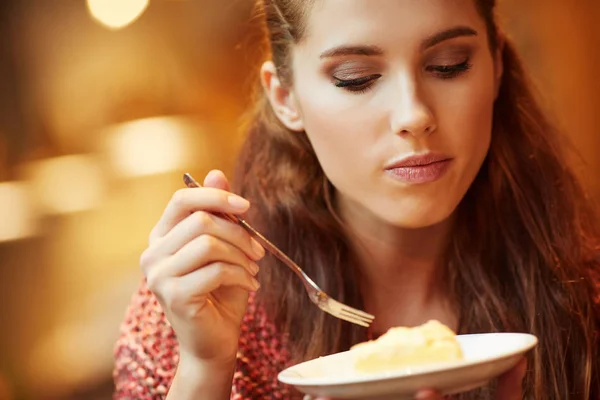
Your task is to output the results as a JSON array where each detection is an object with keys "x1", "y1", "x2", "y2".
[
  {"x1": 114, "y1": 279, "x2": 600, "y2": 399},
  {"x1": 113, "y1": 281, "x2": 293, "y2": 399}
]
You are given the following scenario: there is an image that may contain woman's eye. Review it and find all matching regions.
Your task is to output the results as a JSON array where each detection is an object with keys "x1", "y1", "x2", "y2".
[
  {"x1": 426, "y1": 60, "x2": 472, "y2": 79},
  {"x1": 333, "y1": 74, "x2": 382, "y2": 93},
  {"x1": 331, "y1": 60, "x2": 470, "y2": 92}
]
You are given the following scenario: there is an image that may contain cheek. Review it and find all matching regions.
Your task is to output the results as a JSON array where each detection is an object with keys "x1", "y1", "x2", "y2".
[
  {"x1": 438, "y1": 68, "x2": 495, "y2": 169},
  {"x1": 294, "y1": 84, "x2": 378, "y2": 186}
]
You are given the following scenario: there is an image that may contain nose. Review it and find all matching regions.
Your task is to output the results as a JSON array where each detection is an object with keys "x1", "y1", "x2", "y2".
[{"x1": 390, "y1": 74, "x2": 437, "y2": 137}]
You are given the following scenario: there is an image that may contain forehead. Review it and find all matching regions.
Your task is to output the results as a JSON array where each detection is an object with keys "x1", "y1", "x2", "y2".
[{"x1": 299, "y1": 0, "x2": 485, "y2": 54}]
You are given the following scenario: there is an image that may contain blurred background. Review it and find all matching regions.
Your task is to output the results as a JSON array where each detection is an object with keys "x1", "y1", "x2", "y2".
[{"x1": 0, "y1": 0, "x2": 598, "y2": 399}]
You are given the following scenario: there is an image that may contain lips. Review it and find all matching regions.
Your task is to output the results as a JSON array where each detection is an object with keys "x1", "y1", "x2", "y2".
[
  {"x1": 384, "y1": 153, "x2": 452, "y2": 184},
  {"x1": 384, "y1": 153, "x2": 451, "y2": 169}
]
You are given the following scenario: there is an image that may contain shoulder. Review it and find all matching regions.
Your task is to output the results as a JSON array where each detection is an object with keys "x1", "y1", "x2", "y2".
[{"x1": 113, "y1": 280, "x2": 292, "y2": 399}]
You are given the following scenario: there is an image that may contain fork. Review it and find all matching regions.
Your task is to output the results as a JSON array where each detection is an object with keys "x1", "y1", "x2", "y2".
[{"x1": 183, "y1": 173, "x2": 375, "y2": 328}]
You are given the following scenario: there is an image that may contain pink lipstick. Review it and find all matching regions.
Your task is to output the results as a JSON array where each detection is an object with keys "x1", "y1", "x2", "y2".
[{"x1": 384, "y1": 153, "x2": 452, "y2": 184}]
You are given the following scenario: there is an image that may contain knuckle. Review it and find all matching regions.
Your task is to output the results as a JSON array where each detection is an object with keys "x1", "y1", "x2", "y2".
[
  {"x1": 197, "y1": 234, "x2": 219, "y2": 254},
  {"x1": 171, "y1": 189, "x2": 188, "y2": 208},
  {"x1": 191, "y1": 211, "x2": 212, "y2": 233},
  {"x1": 139, "y1": 249, "x2": 153, "y2": 272},
  {"x1": 214, "y1": 262, "x2": 235, "y2": 280}
]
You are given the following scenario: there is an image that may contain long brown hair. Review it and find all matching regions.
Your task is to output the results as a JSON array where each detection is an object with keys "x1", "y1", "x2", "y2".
[{"x1": 233, "y1": 0, "x2": 600, "y2": 398}]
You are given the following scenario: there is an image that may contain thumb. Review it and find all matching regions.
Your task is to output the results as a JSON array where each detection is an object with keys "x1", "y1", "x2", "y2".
[
  {"x1": 496, "y1": 357, "x2": 527, "y2": 400},
  {"x1": 203, "y1": 169, "x2": 231, "y2": 191}
]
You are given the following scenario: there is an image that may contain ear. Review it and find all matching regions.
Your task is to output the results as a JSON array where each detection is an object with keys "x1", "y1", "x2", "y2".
[
  {"x1": 493, "y1": 33, "x2": 505, "y2": 99},
  {"x1": 260, "y1": 61, "x2": 305, "y2": 132}
]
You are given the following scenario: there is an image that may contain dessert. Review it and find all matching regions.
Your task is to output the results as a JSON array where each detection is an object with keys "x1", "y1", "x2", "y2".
[{"x1": 350, "y1": 320, "x2": 464, "y2": 373}]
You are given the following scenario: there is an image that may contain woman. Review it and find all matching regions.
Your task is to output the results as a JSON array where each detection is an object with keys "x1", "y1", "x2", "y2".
[{"x1": 113, "y1": 0, "x2": 600, "y2": 399}]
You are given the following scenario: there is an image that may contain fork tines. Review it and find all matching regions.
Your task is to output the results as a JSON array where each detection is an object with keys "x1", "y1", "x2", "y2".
[{"x1": 325, "y1": 299, "x2": 375, "y2": 328}]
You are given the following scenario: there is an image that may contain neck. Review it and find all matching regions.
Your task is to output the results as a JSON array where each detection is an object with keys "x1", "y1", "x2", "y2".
[{"x1": 337, "y1": 196, "x2": 457, "y2": 333}]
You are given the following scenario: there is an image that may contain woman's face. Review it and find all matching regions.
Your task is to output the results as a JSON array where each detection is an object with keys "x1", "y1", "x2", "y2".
[{"x1": 275, "y1": 0, "x2": 500, "y2": 228}]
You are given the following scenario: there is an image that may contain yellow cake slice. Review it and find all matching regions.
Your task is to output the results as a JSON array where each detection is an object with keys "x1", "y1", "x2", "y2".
[{"x1": 350, "y1": 320, "x2": 464, "y2": 373}]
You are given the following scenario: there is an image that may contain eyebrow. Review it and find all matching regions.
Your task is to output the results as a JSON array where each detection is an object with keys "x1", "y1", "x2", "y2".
[
  {"x1": 319, "y1": 44, "x2": 383, "y2": 59},
  {"x1": 421, "y1": 26, "x2": 478, "y2": 50},
  {"x1": 319, "y1": 26, "x2": 478, "y2": 59}
]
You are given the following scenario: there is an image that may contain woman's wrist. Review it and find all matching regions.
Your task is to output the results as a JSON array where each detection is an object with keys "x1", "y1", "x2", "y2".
[{"x1": 167, "y1": 353, "x2": 236, "y2": 400}]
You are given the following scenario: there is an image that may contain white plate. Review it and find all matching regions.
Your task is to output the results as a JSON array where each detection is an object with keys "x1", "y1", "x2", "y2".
[{"x1": 278, "y1": 333, "x2": 537, "y2": 399}]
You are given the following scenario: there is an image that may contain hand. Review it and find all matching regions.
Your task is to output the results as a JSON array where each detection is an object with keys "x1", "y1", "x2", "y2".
[
  {"x1": 140, "y1": 170, "x2": 265, "y2": 366},
  {"x1": 306, "y1": 358, "x2": 527, "y2": 400}
]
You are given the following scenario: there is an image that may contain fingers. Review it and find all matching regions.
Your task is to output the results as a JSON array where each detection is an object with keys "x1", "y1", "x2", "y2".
[
  {"x1": 189, "y1": 262, "x2": 259, "y2": 293},
  {"x1": 150, "y1": 187, "x2": 250, "y2": 242},
  {"x1": 143, "y1": 233, "x2": 260, "y2": 284},
  {"x1": 496, "y1": 357, "x2": 527, "y2": 400},
  {"x1": 141, "y1": 169, "x2": 266, "y2": 302},
  {"x1": 143, "y1": 210, "x2": 265, "y2": 266},
  {"x1": 150, "y1": 262, "x2": 260, "y2": 314}
]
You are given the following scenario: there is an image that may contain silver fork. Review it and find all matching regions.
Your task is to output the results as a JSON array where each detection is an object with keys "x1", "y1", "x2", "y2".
[{"x1": 183, "y1": 173, "x2": 375, "y2": 328}]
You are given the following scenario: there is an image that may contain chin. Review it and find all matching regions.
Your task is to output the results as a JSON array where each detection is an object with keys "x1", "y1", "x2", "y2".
[{"x1": 377, "y1": 203, "x2": 456, "y2": 229}]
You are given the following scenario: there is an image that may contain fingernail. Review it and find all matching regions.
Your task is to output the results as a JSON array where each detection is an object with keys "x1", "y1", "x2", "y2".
[
  {"x1": 251, "y1": 278, "x2": 261, "y2": 290},
  {"x1": 251, "y1": 238, "x2": 265, "y2": 258},
  {"x1": 249, "y1": 262, "x2": 260, "y2": 276},
  {"x1": 227, "y1": 195, "x2": 249, "y2": 210}
]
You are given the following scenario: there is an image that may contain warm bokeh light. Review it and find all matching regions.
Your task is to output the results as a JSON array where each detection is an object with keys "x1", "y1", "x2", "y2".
[
  {"x1": 27, "y1": 318, "x2": 117, "y2": 396},
  {"x1": 104, "y1": 116, "x2": 195, "y2": 178},
  {"x1": 0, "y1": 182, "x2": 37, "y2": 242},
  {"x1": 23, "y1": 155, "x2": 106, "y2": 215},
  {"x1": 86, "y1": 0, "x2": 149, "y2": 30}
]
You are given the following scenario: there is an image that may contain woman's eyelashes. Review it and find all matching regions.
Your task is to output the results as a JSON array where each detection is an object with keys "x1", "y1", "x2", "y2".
[
  {"x1": 333, "y1": 74, "x2": 382, "y2": 93},
  {"x1": 426, "y1": 59, "x2": 472, "y2": 79},
  {"x1": 332, "y1": 59, "x2": 472, "y2": 93}
]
